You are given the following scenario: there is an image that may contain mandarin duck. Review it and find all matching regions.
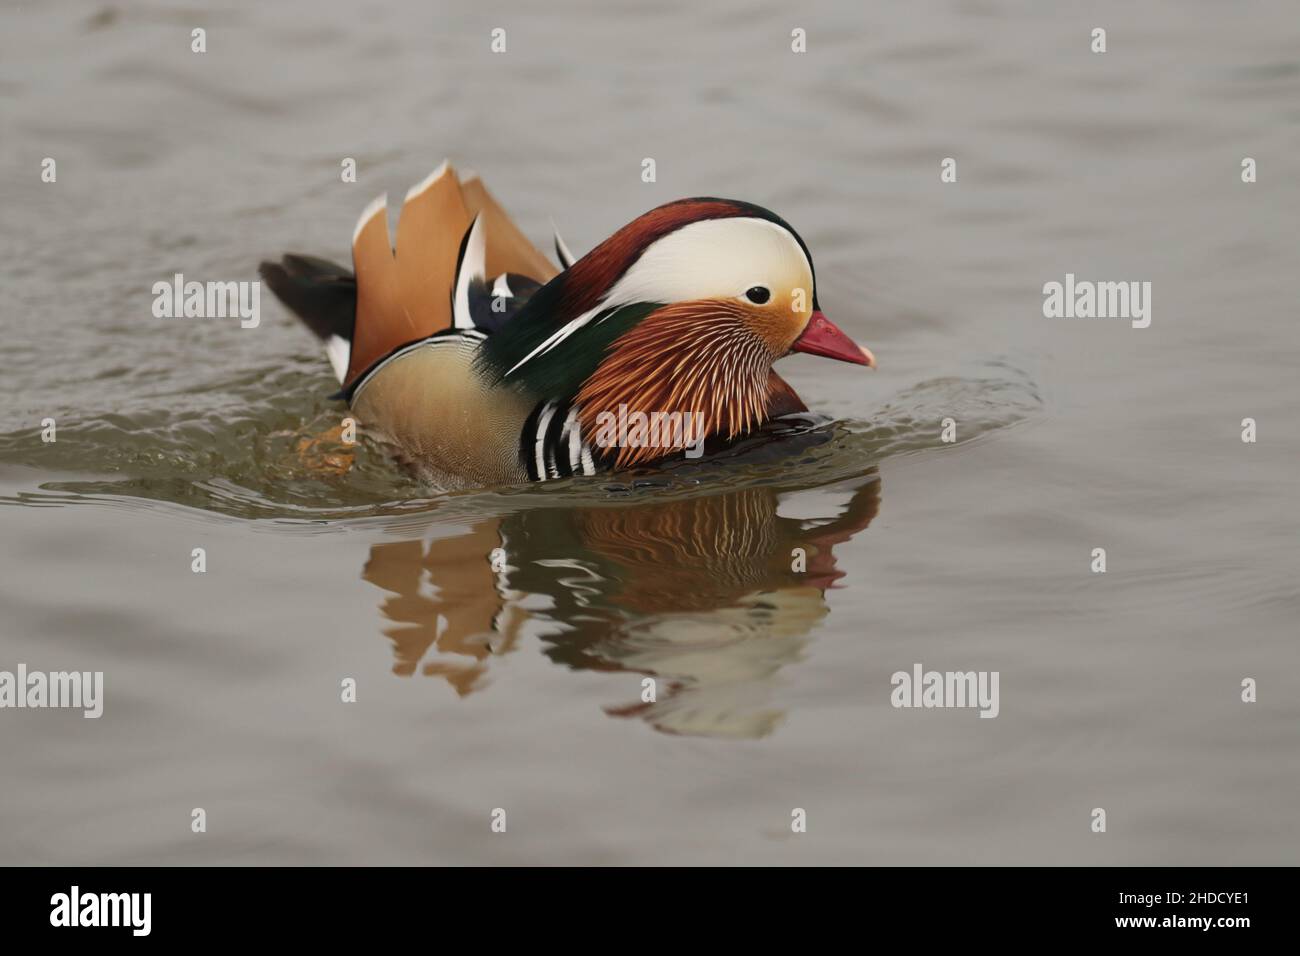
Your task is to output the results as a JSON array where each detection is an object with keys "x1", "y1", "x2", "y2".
[{"x1": 260, "y1": 162, "x2": 875, "y2": 489}]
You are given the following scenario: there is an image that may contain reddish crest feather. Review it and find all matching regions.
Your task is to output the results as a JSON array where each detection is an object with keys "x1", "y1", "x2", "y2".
[{"x1": 554, "y1": 200, "x2": 751, "y2": 321}]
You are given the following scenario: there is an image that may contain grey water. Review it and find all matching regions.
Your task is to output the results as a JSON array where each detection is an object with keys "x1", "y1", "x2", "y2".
[{"x1": 0, "y1": 0, "x2": 1297, "y2": 864}]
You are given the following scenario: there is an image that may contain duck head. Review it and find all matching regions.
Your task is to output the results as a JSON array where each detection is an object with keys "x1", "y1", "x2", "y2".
[{"x1": 479, "y1": 198, "x2": 875, "y2": 467}]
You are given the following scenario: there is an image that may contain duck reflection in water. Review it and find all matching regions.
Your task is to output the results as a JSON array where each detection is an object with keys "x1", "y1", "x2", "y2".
[{"x1": 362, "y1": 451, "x2": 880, "y2": 739}]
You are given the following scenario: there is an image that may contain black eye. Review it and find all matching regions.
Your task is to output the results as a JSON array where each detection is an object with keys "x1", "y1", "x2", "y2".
[{"x1": 745, "y1": 286, "x2": 771, "y2": 305}]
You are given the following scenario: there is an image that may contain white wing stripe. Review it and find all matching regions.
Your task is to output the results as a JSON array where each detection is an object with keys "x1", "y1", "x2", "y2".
[
  {"x1": 452, "y1": 214, "x2": 486, "y2": 330},
  {"x1": 504, "y1": 304, "x2": 603, "y2": 377}
]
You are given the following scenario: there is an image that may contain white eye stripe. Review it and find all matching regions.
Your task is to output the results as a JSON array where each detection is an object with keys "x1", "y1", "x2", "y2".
[
  {"x1": 609, "y1": 217, "x2": 812, "y2": 306},
  {"x1": 507, "y1": 217, "x2": 813, "y2": 375}
]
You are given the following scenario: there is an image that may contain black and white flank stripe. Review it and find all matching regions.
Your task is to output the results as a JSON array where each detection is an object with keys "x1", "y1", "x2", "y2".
[{"x1": 520, "y1": 399, "x2": 597, "y2": 481}]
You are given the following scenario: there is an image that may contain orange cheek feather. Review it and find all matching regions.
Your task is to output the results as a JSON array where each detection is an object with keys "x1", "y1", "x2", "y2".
[{"x1": 576, "y1": 299, "x2": 780, "y2": 467}]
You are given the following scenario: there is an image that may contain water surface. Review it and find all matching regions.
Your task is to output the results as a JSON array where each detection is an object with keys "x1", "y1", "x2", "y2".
[{"x1": 1, "y1": 0, "x2": 1297, "y2": 864}]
